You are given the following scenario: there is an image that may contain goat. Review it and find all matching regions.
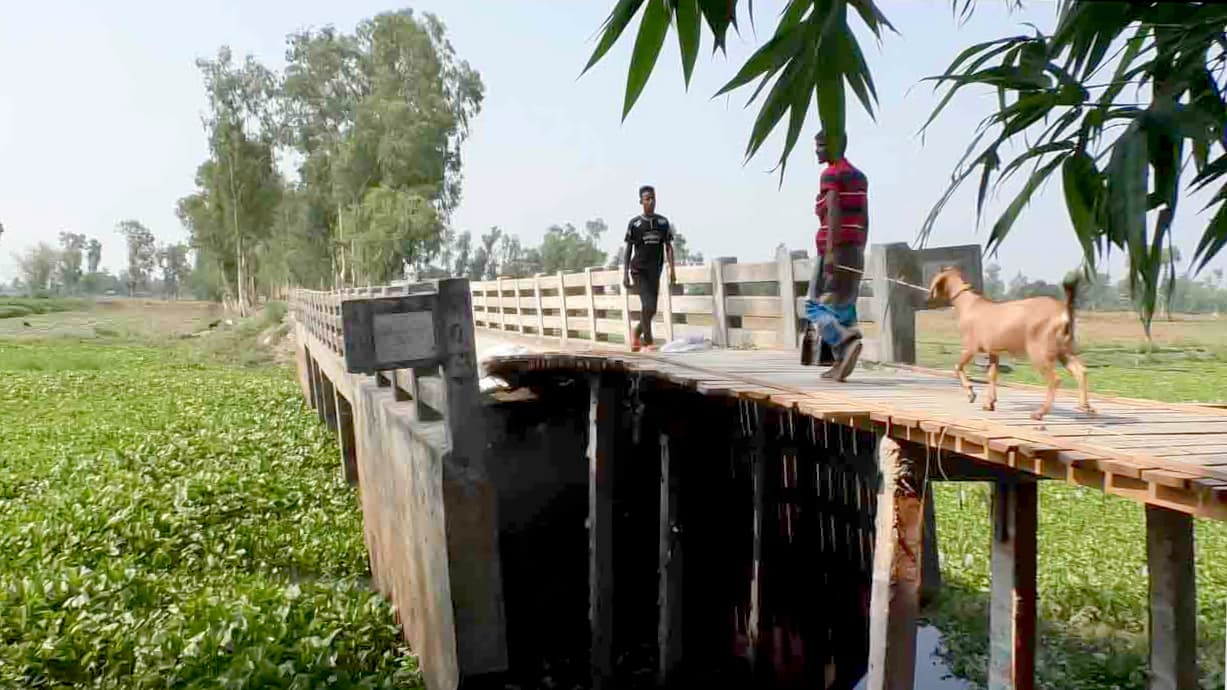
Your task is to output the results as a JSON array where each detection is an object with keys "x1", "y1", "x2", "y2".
[{"x1": 927, "y1": 267, "x2": 1094, "y2": 420}]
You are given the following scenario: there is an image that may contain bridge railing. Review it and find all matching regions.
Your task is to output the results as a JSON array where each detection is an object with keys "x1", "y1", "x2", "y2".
[{"x1": 470, "y1": 242, "x2": 983, "y2": 364}]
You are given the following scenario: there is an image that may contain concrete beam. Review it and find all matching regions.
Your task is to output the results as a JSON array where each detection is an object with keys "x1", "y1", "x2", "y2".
[{"x1": 989, "y1": 481, "x2": 1037, "y2": 690}]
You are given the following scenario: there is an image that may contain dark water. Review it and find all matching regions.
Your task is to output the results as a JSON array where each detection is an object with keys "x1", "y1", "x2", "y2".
[{"x1": 852, "y1": 625, "x2": 973, "y2": 690}]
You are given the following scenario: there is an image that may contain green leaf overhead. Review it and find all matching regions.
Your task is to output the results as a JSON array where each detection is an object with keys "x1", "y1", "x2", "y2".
[
  {"x1": 581, "y1": 0, "x2": 1227, "y2": 334},
  {"x1": 623, "y1": 0, "x2": 674, "y2": 119}
]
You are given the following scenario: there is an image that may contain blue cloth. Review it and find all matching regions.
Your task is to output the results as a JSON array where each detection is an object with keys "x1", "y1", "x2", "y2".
[{"x1": 805, "y1": 299, "x2": 857, "y2": 350}]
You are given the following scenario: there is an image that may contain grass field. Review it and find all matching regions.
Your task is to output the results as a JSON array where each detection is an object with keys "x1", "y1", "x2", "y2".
[
  {"x1": 911, "y1": 309, "x2": 1227, "y2": 689},
  {"x1": 2, "y1": 299, "x2": 1225, "y2": 688},
  {"x1": 0, "y1": 300, "x2": 420, "y2": 688}
]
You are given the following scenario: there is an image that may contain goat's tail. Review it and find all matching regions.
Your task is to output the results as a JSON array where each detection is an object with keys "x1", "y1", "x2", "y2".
[{"x1": 1062, "y1": 274, "x2": 1081, "y2": 343}]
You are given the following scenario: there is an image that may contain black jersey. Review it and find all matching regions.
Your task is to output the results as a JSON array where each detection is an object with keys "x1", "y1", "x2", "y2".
[{"x1": 625, "y1": 213, "x2": 673, "y2": 274}]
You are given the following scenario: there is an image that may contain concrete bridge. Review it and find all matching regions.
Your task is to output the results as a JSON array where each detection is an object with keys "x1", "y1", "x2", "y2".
[{"x1": 289, "y1": 243, "x2": 1226, "y2": 690}]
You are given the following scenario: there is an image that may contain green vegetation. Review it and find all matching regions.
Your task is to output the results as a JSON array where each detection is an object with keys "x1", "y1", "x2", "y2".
[
  {"x1": 0, "y1": 297, "x2": 89, "y2": 320},
  {"x1": 0, "y1": 307, "x2": 419, "y2": 688},
  {"x1": 915, "y1": 316, "x2": 1227, "y2": 689}
]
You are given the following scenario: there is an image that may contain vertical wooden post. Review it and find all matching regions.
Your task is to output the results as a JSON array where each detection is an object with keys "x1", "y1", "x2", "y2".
[
  {"x1": 710, "y1": 257, "x2": 735, "y2": 347},
  {"x1": 533, "y1": 273, "x2": 546, "y2": 337},
  {"x1": 584, "y1": 267, "x2": 599, "y2": 343},
  {"x1": 588, "y1": 372, "x2": 621, "y2": 688},
  {"x1": 989, "y1": 481, "x2": 1037, "y2": 690},
  {"x1": 496, "y1": 277, "x2": 507, "y2": 331},
  {"x1": 436, "y1": 277, "x2": 509, "y2": 675},
  {"x1": 921, "y1": 483, "x2": 943, "y2": 605},
  {"x1": 1145, "y1": 505, "x2": 1197, "y2": 690},
  {"x1": 621, "y1": 272, "x2": 634, "y2": 346},
  {"x1": 661, "y1": 270, "x2": 675, "y2": 344},
  {"x1": 658, "y1": 430, "x2": 684, "y2": 686},
  {"x1": 512, "y1": 277, "x2": 524, "y2": 333},
  {"x1": 311, "y1": 357, "x2": 327, "y2": 424},
  {"x1": 866, "y1": 436, "x2": 926, "y2": 690},
  {"x1": 777, "y1": 244, "x2": 799, "y2": 349},
  {"x1": 334, "y1": 389, "x2": 358, "y2": 484},
  {"x1": 558, "y1": 271, "x2": 570, "y2": 345},
  {"x1": 869, "y1": 243, "x2": 918, "y2": 364},
  {"x1": 748, "y1": 411, "x2": 771, "y2": 675}
]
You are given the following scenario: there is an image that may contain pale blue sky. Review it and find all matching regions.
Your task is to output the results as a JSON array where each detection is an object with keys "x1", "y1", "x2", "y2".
[{"x1": 2, "y1": 0, "x2": 1222, "y2": 284}]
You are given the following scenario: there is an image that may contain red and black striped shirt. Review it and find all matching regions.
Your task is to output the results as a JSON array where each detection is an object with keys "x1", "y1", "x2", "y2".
[{"x1": 815, "y1": 158, "x2": 868, "y2": 255}]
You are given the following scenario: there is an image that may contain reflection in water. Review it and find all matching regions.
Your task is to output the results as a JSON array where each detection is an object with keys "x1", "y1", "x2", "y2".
[{"x1": 852, "y1": 626, "x2": 973, "y2": 690}]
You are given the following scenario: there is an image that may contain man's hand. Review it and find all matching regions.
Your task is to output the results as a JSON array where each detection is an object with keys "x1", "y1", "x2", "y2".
[
  {"x1": 623, "y1": 274, "x2": 632, "y2": 290},
  {"x1": 669, "y1": 270, "x2": 677, "y2": 286}
]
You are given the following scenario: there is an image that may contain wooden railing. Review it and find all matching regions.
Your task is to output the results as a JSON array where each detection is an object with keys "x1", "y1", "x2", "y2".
[{"x1": 470, "y1": 242, "x2": 983, "y2": 364}]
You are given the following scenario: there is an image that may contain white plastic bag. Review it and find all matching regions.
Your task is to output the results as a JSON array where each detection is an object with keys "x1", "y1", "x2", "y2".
[{"x1": 659, "y1": 335, "x2": 713, "y2": 353}]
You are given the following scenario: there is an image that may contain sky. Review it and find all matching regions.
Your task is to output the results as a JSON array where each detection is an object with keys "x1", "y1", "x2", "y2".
[{"x1": 2, "y1": 0, "x2": 1224, "y2": 285}]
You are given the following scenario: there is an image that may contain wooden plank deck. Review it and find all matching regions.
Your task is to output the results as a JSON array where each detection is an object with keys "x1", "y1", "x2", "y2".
[{"x1": 477, "y1": 331, "x2": 1227, "y2": 523}]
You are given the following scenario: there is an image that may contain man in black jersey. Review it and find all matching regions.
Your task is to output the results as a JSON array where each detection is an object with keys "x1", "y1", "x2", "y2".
[{"x1": 622, "y1": 185, "x2": 677, "y2": 351}]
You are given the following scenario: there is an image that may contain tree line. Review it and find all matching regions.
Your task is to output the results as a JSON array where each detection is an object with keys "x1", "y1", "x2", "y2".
[
  {"x1": 7, "y1": 224, "x2": 190, "y2": 299},
  {"x1": 983, "y1": 249, "x2": 1227, "y2": 317}
]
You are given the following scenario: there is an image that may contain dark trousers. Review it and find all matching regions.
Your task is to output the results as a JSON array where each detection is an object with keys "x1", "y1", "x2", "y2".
[{"x1": 632, "y1": 270, "x2": 661, "y2": 344}]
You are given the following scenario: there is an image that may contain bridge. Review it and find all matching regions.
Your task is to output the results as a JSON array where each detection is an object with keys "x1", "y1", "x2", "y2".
[{"x1": 289, "y1": 242, "x2": 1226, "y2": 690}]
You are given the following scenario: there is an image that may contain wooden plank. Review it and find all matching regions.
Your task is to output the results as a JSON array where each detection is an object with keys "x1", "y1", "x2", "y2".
[
  {"x1": 588, "y1": 372, "x2": 620, "y2": 689},
  {"x1": 723, "y1": 260, "x2": 781, "y2": 284},
  {"x1": 989, "y1": 481, "x2": 1037, "y2": 690},
  {"x1": 673, "y1": 264, "x2": 711, "y2": 285},
  {"x1": 866, "y1": 436, "x2": 925, "y2": 690},
  {"x1": 1145, "y1": 506, "x2": 1198, "y2": 690}
]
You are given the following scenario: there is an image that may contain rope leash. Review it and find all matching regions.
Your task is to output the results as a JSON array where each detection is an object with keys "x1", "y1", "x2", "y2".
[{"x1": 829, "y1": 263, "x2": 932, "y2": 294}]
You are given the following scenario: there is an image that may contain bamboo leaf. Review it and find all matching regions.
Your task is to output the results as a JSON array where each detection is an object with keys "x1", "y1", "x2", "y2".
[
  {"x1": 582, "y1": 0, "x2": 648, "y2": 75},
  {"x1": 622, "y1": 0, "x2": 673, "y2": 120},
  {"x1": 986, "y1": 154, "x2": 1069, "y2": 254},
  {"x1": 715, "y1": 10, "x2": 812, "y2": 97},
  {"x1": 814, "y1": 6, "x2": 848, "y2": 161},
  {"x1": 847, "y1": 0, "x2": 898, "y2": 38},
  {"x1": 1193, "y1": 198, "x2": 1227, "y2": 273},
  {"x1": 675, "y1": 0, "x2": 701, "y2": 87},
  {"x1": 920, "y1": 38, "x2": 1029, "y2": 133},
  {"x1": 698, "y1": 0, "x2": 736, "y2": 53},
  {"x1": 975, "y1": 145, "x2": 1000, "y2": 219},
  {"x1": 998, "y1": 141, "x2": 1074, "y2": 185},
  {"x1": 1063, "y1": 152, "x2": 1104, "y2": 266},
  {"x1": 744, "y1": 56, "x2": 806, "y2": 161}
]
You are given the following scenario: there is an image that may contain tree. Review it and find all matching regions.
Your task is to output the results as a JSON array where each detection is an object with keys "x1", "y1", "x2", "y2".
[
  {"x1": 86, "y1": 238, "x2": 102, "y2": 274},
  {"x1": 57, "y1": 232, "x2": 87, "y2": 294},
  {"x1": 116, "y1": 220, "x2": 157, "y2": 296},
  {"x1": 158, "y1": 243, "x2": 191, "y2": 299},
  {"x1": 192, "y1": 46, "x2": 283, "y2": 315},
  {"x1": 473, "y1": 227, "x2": 503, "y2": 280},
  {"x1": 280, "y1": 10, "x2": 484, "y2": 286},
  {"x1": 583, "y1": 1, "x2": 1227, "y2": 340},
  {"x1": 538, "y1": 219, "x2": 608, "y2": 273},
  {"x1": 14, "y1": 243, "x2": 59, "y2": 295},
  {"x1": 984, "y1": 263, "x2": 1006, "y2": 300}
]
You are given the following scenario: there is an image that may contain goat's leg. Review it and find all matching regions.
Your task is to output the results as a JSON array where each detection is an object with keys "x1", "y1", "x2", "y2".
[
  {"x1": 1063, "y1": 354, "x2": 1095, "y2": 415},
  {"x1": 982, "y1": 354, "x2": 999, "y2": 411},
  {"x1": 955, "y1": 350, "x2": 976, "y2": 404},
  {"x1": 1032, "y1": 361, "x2": 1060, "y2": 420}
]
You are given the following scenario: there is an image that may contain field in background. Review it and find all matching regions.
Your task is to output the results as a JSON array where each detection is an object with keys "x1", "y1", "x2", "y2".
[{"x1": 910, "y1": 309, "x2": 1227, "y2": 404}]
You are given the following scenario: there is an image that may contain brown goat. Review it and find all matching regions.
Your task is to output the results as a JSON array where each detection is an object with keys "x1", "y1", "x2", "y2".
[{"x1": 928, "y1": 267, "x2": 1094, "y2": 420}]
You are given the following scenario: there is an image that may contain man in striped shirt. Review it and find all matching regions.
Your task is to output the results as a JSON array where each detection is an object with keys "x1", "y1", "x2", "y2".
[{"x1": 805, "y1": 130, "x2": 868, "y2": 382}]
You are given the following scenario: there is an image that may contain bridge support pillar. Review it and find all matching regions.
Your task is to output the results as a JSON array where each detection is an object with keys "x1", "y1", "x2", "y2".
[
  {"x1": 334, "y1": 390, "x2": 358, "y2": 485},
  {"x1": 588, "y1": 372, "x2": 621, "y2": 689},
  {"x1": 989, "y1": 480, "x2": 1037, "y2": 690},
  {"x1": 920, "y1": 484, "x2": 942, "y2": 606},
  {"x1": 658, "y1": 430, "x2": 683, "y2": 687},
  {"x1": 866, "y1": 436, "x2": 926, "y2": 690},
  {"x1": 1145, "y1": 505, "x2": 1198, "y2": 690},
  {"x1": 320, "y1": 374, "x2": 338, "y2": 433}
]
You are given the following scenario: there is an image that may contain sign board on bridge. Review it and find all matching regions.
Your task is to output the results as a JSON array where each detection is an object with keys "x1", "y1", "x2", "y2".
[{"x1": 342, "y1": 293, "x2": 441, "y2": 374}]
